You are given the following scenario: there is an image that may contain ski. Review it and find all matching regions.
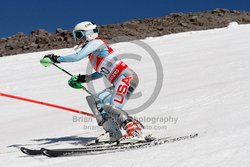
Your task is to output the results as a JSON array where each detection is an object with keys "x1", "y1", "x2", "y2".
[
  {"x1": 20, "y1": 133, "x2": 198, "y2": 157},
  {"x1": 20, "y1": 147, "x2": 42, "y2": 155},
  {"x1": 20, "y1": 139, "x2": 126, "y2": 156},
  {"x1": 20, "y1": 140, "x2": 110, "y2": 156},
  {"x1": 40, "y1": 133, "x2": 198, "y2": 157}
]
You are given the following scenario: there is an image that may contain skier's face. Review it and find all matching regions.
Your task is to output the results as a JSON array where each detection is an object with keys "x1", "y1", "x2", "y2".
[{"x1": 77, "y1": 37, "x2": 87, "y2": 45}]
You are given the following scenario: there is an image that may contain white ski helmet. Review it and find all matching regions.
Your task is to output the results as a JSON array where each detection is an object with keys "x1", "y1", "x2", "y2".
[{"x1": 73, "y1": 21, "x2": 99, "y2": 42}]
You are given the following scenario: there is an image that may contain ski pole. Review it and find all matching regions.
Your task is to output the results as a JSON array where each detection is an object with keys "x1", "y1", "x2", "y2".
[
  {"x1": 53, "y1": 63, "x2": 73, "y2": 77},
  {"x1": 52, "y1": 63, "x2": 98, "y2": 98}
]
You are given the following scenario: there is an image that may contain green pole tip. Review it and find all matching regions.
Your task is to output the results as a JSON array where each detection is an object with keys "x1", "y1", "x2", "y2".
[{"x1": 40, "y1": 57, "x2": 52, "y2": 67}]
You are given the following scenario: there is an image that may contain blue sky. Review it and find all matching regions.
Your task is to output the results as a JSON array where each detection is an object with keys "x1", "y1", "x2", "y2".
[{"x1": 0, "y1": 0, "x2": 249, "y2": 38}]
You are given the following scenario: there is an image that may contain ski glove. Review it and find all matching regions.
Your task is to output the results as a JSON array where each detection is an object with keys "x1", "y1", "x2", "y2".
[
  {"x1": 76, "y1": 74, "x2": 92, "y2": 83},
  {"x1": 40, "y1": 54, "x2": 60, "y2": 67},
  {"x1": 43, "y1": 54, "x2": 60, "y2": 63},
  {"x1": 68, "y1": 74, "x2": 91, "y2": 89}
]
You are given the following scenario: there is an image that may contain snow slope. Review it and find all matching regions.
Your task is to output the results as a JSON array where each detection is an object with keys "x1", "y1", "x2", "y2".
[{"x1": 1, "y1": 22, "x2": 250, "y2": 167}]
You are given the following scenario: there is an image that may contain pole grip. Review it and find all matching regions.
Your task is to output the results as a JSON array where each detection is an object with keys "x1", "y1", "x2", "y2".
[{"x1": 52, "y1": 63, "x2": 99, "y2": 98}]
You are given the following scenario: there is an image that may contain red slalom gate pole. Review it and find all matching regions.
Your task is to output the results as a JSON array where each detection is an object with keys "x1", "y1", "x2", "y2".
[{"x1": 0, "y1": 92, "x2": 95, "y2": 118}]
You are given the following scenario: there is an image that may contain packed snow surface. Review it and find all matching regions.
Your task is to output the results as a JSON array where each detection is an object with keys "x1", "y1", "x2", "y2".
[{"x1": 1, "y1": 23, "x2": 250, "y2": 167}]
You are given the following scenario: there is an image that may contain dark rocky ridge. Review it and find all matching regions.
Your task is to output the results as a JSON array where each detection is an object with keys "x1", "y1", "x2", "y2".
[{"x1": 1, "y1": 8, "x2": 250, "y2": 57}]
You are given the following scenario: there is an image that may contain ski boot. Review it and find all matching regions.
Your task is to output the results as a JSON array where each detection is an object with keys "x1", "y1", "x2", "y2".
[
  {"x1": 95, "y1": 118, "x2": 123, "y2": 143},
  {"x1": 119, "y1": 119, "x2": 145, "y2": 143}
]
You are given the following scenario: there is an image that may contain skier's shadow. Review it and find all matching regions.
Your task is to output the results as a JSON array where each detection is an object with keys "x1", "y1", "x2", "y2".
[
  {"x1": 32, "y1": 136, "x2": 96, "y2": 146},
  {"x1": 8, "y1": 136, "x2": 96, "y2": 148}
]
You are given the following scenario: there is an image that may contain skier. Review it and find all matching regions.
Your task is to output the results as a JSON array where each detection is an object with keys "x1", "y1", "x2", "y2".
[{"x1": 40, "y1": 21, "x2": 144, "y2": 143}]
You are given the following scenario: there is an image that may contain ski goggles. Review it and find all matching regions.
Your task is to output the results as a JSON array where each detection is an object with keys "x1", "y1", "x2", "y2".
[
  {"x1": 73, "y1": 28, "x2": 99, "y2": 40},
  {"x1": 73, "y1": 30, "x2": 86, "y2": 40}
]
